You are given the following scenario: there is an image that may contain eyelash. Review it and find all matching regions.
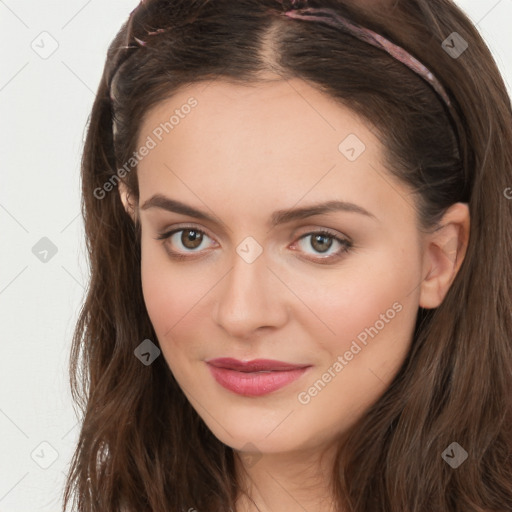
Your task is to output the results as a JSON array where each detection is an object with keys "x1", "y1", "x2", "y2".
[{"x1": 155, "y1": 225, "x2": 353, "y2": 264}]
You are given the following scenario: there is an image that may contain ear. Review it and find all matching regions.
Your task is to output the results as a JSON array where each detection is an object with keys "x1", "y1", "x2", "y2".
[
  {"x1": 118, "y1": 181, "x2": 138, "y2": 223},
  {"x1": 419, "y1": 202, "x2": 470, "y2": 309}
]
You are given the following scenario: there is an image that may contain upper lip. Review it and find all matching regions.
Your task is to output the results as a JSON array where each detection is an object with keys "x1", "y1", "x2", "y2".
[{"x1": 206, "y1": 358, "x2": 311, "y2": 372}]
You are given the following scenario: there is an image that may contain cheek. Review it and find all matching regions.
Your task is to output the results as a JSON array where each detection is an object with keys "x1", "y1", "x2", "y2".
[
  {"x1": 287, "y1": 248, "x2": 420, "y2": 428},
  {"x1": 141, "y1": 236, "x2": 187, "y2": 336},
  {"x1": 290, "y1": 246, "x2": 421, "y2": 415},
  {"x1": 290, "y1": 245, "x2": 420, "y2": 342},
  {"x1": 140, "y1": 236, "x2": 219, "y2": 360}
]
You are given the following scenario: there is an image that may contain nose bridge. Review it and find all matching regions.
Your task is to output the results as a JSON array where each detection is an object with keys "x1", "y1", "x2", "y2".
[{"x1": 213, "y1": 239, "x2": 288, "y2": 337}]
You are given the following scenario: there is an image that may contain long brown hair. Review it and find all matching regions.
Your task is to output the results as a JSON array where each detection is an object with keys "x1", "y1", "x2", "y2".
[{"x1": 63, "y1": 1, "x2": 512, "y2": 510}]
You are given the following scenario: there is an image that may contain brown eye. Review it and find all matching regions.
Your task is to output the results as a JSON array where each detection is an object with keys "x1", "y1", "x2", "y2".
[
  {"x1": 156, "y1": 226, "x2": 216, "y2": 260},
  {"x1": 181, "y1": 229, "x2": 203, "y2": 249},
  {"x1": 293, "y1": 230, "x2": 353, "y2": 263},
  {"x1": 310, "y1": 233, "x2": 333, "y2": 253}
]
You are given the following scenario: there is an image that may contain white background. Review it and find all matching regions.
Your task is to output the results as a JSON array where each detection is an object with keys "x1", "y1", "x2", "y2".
[{"x1": 0, "y1": 1, "x2": 511, "y2": 510}]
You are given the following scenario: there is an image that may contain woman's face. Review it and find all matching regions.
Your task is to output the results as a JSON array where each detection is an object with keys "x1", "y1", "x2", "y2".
[{"x1": 124, "y1": 78, "x2": 432, "y2": 455}]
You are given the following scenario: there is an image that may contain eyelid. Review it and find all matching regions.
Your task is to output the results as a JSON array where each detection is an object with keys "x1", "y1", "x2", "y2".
[{"x1": 292, "y1": 225, "x2": 351, "y2": 241}]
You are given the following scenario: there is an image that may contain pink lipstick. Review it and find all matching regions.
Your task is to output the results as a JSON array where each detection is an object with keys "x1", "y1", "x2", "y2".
[{"x1": 206, "y1": 358, "x2": 311, "y2": 396}]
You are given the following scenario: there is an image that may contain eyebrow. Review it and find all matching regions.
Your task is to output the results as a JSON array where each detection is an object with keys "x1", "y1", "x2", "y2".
[{"x1": 140, "y1": 194, "x2": 377, "y2": 227}]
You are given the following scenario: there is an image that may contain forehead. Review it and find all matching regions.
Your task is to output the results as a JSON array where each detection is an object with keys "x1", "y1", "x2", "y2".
[
  {"x1": 137, "y1": 77, "x2": 380, "y2": 165},
  {"x1": 134, "y1": 78, "x2": 409, "y2": 225}
]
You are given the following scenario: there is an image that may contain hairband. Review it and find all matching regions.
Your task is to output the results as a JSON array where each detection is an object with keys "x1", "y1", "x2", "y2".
[{"x1": 282, "y1": 7, "x2": 452, "y2": 107}]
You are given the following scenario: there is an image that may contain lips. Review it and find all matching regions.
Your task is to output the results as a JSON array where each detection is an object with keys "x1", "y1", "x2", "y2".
[
  {"x1": 206, "y1": 357, "x2": 310, "y2": 372},
  {"x1": 205, "y1": 358, "x2": 312, "y2": 396}
]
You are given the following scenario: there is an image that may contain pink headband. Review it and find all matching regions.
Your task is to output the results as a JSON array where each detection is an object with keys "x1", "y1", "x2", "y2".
[{"x1": 283, "y1": 7, "x2": 451, "y2": 107}]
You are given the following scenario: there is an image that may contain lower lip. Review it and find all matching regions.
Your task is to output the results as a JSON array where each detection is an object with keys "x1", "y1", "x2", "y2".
[{"x1": 207, "y1": 364, "x2": 310, "y2": 396}]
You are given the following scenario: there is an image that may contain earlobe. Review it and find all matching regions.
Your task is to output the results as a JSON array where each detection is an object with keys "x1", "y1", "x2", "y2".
[{"x1": 419, "y1": 203, "x2": 470, "y2": 309}]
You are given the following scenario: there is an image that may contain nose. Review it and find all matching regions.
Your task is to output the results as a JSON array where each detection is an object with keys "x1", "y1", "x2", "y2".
[{"x1": 212, "y1": 246, "x2": 290, "y2": 340}]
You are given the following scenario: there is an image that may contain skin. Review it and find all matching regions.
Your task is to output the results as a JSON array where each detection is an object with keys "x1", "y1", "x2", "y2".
[{"x1": 119, "y1": 77, "x2": 470, "y2": 512}]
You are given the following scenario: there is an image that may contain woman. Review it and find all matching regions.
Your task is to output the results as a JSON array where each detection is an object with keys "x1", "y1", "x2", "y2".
[{"x1": 63, "y1": 0, "x2": 512, "y2": 510}]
